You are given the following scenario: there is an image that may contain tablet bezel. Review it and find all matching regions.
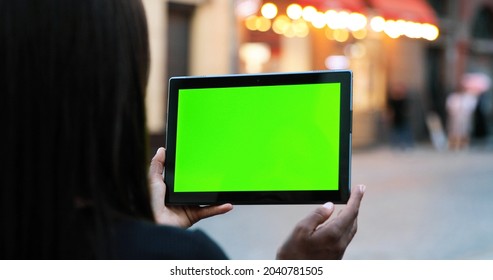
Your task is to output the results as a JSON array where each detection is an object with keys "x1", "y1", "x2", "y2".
[{"x1": 165, "y1": 70, "x2": 352, "y2": 205}]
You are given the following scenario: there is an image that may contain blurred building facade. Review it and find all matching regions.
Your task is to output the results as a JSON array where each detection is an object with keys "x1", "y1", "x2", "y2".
[{"x1": 142, "y1": 0, "x2": 493, "y2": 148}]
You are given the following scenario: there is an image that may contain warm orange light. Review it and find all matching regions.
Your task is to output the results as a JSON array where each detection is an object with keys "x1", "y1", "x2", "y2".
[
  {"x1": 348, "y1": 12, "x2": 367, "y2": 31},
  {"x1": 292, "y1": 19, "x2": 309, "y2": 37},
  {"x1": 384, "y1": 20, "x2": 400, "y2": 38},
  {"x1": 403, "y1": 21, "x2": 421, "y2": 38},
  {"x1": 256, "y1": 16, "x2": 271, "y2": 32},
  {"x1": 325, "y1": 10, "x2": 340, "y2": 29},
  {"x1": 244, "y1": 3, "x2": 439, "y2": 41},
  {"x1": 302, "y1": 6, "x2": 317, "y2": 22},
  {"x1": 286, "y1": 3, "x2": 303, "y2": 20},
  {"x1": 370, "y1": 16, "x2": 385, "y2": 32},
  {"x1": 326, "y1": 10, "x2": 349, "y2": 30},
  {"x1": 312, "y1": 12, "x2": 326, "y2": 29},
  {"x1": 422, "y1": 23, "x2": 439, "y2": 41},
  {"x1": 272, "y1": 15, "x2": 290, "y2": 35},
  {"x1": 333, "y1": 29, "x2": 349, "y2": 42},
  {"x1": 284, "y1": 25, "x2": 296, "y2": 38},
  {"x1": 245, "y1": 15, "x2": 258, "y2": 31},
  {"x1": 352, "y1": 28, "x2": 368, "y2": 40},
  {"x1": 325, "y1": 28, "x2": 334, "y2": 40},
  {"x1": 261, "y1": 3, "x2": 277, "y2": 19}
]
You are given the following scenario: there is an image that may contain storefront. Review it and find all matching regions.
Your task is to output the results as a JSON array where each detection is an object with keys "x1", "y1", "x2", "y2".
[
  {"x1": 236, "y1": 0, "x2": 439, "y2": 146},
  {"x1": 143, "y1": 0, "x2": 445, "y2": 148}
]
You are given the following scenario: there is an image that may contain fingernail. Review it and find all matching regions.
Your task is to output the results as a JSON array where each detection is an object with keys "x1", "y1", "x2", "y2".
[
  {"x1": 323, "y1": 202, "x2": 334, "y2": 210},
  {"x1": 359, "y1": 184, "x2": 366, "y2": 193}
]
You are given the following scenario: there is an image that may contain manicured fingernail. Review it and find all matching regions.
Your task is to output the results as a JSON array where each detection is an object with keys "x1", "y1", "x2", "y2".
[
  {"x1": 359, "y1": 184, "x2": 366, "y2": 193},
  {"x1": 323, "y1": 202, "x2": 334, "y2": 210}
]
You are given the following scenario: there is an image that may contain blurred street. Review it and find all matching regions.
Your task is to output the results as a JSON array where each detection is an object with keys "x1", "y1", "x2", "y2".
[{"x1": 193, "y1": 141, "x2": 493, "y2": 260}]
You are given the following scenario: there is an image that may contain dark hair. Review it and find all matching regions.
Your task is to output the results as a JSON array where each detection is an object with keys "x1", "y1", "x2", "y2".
[{"x1": 0, "y1": 0, "x2": 153, "y2": 258}]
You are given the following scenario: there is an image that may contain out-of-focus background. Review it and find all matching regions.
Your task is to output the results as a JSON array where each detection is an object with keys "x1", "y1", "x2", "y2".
[
  {"x1": 142, "y1": 0, "x2": 493, "y2": 259},
  {"x1": 193, "y1": 145, "x2": 493, "y2": 259}
]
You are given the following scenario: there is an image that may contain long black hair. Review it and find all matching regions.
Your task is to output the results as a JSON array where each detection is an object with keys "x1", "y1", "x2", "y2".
[{"x1": 0, "y1": 0, "x2": 154, "y2": 258}]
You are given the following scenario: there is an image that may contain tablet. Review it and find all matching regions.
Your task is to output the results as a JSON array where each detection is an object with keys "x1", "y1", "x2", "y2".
[{"x1": 165, "y1": 70, "x2": 352, "y2": 205}]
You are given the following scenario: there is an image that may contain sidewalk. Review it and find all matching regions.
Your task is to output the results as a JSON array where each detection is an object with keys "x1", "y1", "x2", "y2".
[
  {"x1": 346, "y1": 144, "x2": 493, "y2": 259},
  {"x1": 193, "y1": 144, "x2": 493, "y2": 259}
]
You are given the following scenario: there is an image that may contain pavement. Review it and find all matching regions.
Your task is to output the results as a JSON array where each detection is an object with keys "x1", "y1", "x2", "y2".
[{"x1": 192, "y1": 141, "x2": 493, "y2": 260}]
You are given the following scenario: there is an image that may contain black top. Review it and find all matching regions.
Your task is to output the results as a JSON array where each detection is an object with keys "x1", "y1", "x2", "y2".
[
  {"x1": 388, "y1": 96, "x2": 409, "y2": 128},
  {"x1": 111, "y1": 218, "x2": 228, "y2": 260}
]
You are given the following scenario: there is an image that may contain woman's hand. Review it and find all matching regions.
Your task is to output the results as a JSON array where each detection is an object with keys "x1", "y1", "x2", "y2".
[
  {"x1": 149, "y1": 147, "x2": 233, "y2": 228},
  {"x1": 276, "y1": 185, "x2": 365, "y2": 259}
]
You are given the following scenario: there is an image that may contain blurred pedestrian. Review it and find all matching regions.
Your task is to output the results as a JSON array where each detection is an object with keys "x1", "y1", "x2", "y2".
[
  {"x1": 446, "y1": 73, "x2": 490, "y2": 150},
  {"x1": 464, "y1": 72, "x2": 492, "y2": 144},
  {"x1": 0, "y1": 0, "x2": 364, "y2": 259},
  {"x1": 386, "y1": 82, "x2": 414, "y2": 150},
  {"x1": 472, "y1": 89, "x2": 491, "y2": 142},
  {"x1": 446, "y1": 86, "x2": 477, "y2": 150}
]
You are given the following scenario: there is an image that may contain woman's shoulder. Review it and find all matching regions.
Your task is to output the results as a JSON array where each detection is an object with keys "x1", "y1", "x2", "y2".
[{"x1": 110, "y1": 218, "x2": 228, "y2": 260}]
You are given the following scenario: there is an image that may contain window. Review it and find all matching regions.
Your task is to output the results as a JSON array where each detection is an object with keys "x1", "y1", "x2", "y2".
[
  {"x1": 427, "y1": 0, "x2": 447, "y2": 18},
  {"x1": 472, "y1": 6, "x2": 493, "y2": 39}
]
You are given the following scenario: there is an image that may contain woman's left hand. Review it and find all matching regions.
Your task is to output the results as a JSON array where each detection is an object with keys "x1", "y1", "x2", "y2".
[{"x1": 148, "y1": 147, "x2": 233, "y2": 228}]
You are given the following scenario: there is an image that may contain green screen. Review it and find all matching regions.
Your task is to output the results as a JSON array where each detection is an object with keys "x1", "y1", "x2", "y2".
[{"x1": 174, "y1": 83, "x2": 340, "y2": 192}]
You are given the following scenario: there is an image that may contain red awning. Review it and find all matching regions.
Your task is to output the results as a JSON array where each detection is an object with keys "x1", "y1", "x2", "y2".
[
  {"x1": 368, "y1": 0, "x2": 438, "y2": 24},
  {"x1": 296, "y1": 0, "x2": 366, "y2": 13}
]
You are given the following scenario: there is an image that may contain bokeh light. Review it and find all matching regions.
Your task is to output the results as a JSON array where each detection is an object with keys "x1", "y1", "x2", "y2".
[{"x1": 261, "y1": 3, "x2": 277, "y2": 19}]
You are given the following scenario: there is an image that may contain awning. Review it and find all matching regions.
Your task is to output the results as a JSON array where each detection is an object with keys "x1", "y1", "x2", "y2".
[
  {"x1": 296, "y1": 0, "x2": 366, "y2": 13},
  {"x1": 368, "y1": 0, "x2": 438, "y2": 24}
]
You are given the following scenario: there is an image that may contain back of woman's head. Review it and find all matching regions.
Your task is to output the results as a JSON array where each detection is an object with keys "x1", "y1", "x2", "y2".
[{"x1": 0, "y1": 0, "x2": 154, "y2": 258}]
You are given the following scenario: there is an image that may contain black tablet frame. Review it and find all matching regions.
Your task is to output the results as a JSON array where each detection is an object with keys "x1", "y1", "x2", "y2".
[{"x1": 165, "y1": 70, "x2": 352, "y2": 205}]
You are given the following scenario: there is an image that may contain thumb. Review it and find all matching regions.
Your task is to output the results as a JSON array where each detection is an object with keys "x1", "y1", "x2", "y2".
[
  {"x1": 296, "y1": 202, "x2": 335, "y2": 234},
  {"x1": 149, "y1": 147, "x2": 165, "y2": 180},
  {"x1": 188, "y1": 203, "x2": 234, "y2": 224}
]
